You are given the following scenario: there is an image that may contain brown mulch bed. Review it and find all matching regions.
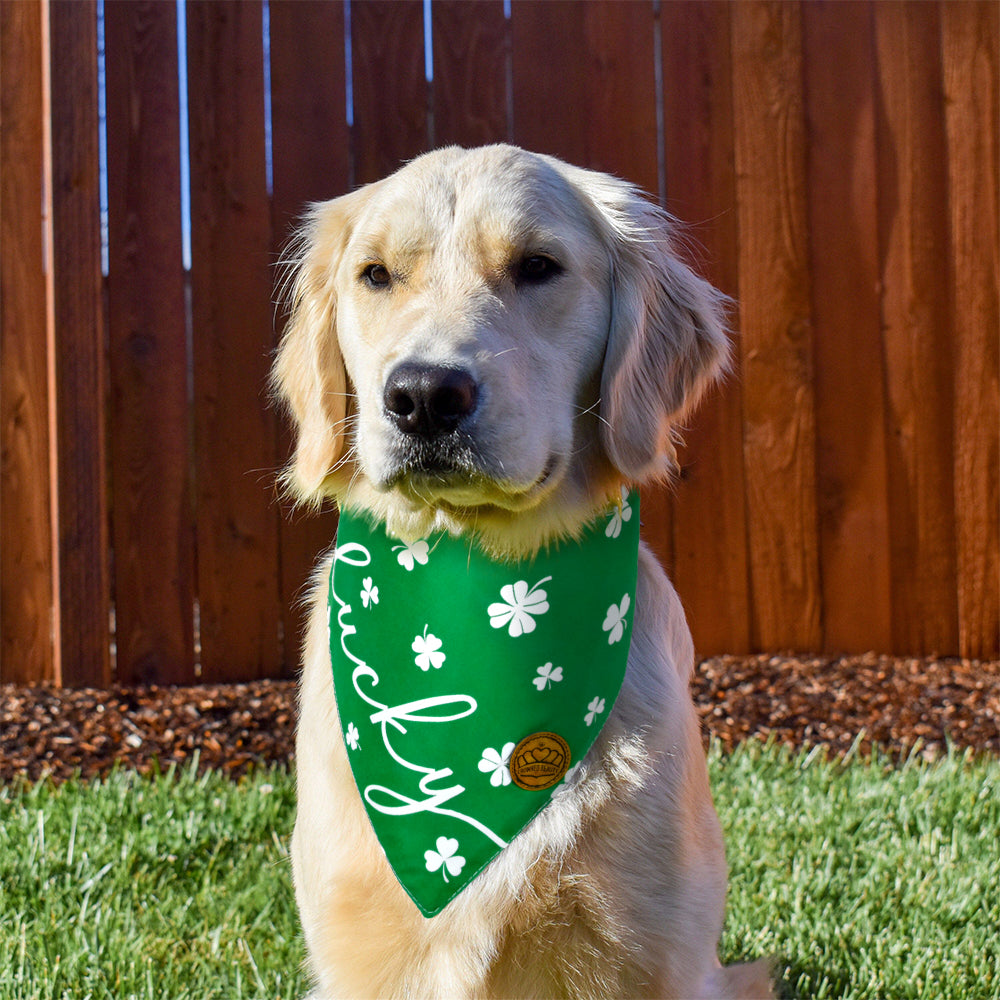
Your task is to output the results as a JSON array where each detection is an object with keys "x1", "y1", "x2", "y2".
[
  {"x1": 2, "y1": 654, "x2": 998, "y2": 783},
  {"x1": 693, "y1": 653, "x2": 999, "y2": 759}
]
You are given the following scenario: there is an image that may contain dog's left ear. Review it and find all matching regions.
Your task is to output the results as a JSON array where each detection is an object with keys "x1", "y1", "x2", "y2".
[{"x1": 586, "y1": 178, "x2": 730, "y2": 482}]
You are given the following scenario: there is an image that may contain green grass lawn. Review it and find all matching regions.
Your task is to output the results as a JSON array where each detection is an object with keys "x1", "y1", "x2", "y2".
[{"x1": 1, "y1": 741, "x2": 997, "y2": 1000}]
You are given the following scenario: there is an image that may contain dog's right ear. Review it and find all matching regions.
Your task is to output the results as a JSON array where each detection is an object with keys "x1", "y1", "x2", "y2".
[
  {"x1": 593, "y1": 185, "x2": 730, "y2": 483},
  {"x1": 272, "y1": 186, "x2": 370, "y2": 506}
]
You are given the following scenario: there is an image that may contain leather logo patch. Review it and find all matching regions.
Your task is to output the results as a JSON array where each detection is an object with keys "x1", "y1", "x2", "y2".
[{"x1": 509, "y1": 732, "x2": 571, "y2": 790}]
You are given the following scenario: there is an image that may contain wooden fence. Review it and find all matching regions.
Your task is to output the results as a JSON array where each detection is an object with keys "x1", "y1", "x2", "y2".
[{"x1": 1, "y1": 0, "x2": 997, "y2": 687}]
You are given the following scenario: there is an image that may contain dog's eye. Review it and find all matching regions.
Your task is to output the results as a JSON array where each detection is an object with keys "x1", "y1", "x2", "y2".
[
  {"x1": 516, "y1": 254, "x2": 562, "y2": 286},
  {"x1": 361, "y1": 262, "x2": 391, "y2": 288}
]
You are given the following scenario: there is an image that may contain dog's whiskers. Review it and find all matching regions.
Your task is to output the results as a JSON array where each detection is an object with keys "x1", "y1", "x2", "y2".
[{"x1": 573, "y1": 400, "x2": 614, "y2": 432}]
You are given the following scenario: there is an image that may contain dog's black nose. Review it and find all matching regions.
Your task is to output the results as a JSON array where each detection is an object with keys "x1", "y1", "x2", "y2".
[{"x1": 383, "y1": 363, "x2": 478, "y2": 437}]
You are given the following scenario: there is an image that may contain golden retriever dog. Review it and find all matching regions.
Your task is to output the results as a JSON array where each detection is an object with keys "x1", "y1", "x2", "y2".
[{"x1": 274, "y1": 144, "x2": 772, "y2": 999}]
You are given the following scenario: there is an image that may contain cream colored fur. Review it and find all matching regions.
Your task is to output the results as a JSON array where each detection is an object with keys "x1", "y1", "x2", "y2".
[{"x1": 274, "y1": 144, "x2": 772, "y2": 999}]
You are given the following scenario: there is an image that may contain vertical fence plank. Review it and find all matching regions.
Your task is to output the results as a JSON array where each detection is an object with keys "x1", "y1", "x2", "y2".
[
  {"x1": 660, "y1": 0, "x2": 749, "y2": 655},
  {"x1": 105, "y1": 0, "x2": 195, "y2": 684},
  {"x1": 510, "y1": 0, "x2": 659, "y2": 189},
  {"x1": 732, "y1": 1, "x2": 821, "y2": 651},
  {"x1": 350, "y1": 0, "x2": 429, "y2": 184},
  {"x1": 875, "y1": 1, "x2": 958, "y2": 655},
  {"x1": 269, "y1": 0, "x2": 349, "y2": 238},
  {"x1": 1, "y1": 0, "x2": 54, "y2": 683},
  {"x1": 48, "y1": 0, "x2": 111, "y2": 686},
  {"x1": 511, "y1": 0, "x2": 590, "y2": 166},
  {"x1": 432, "y1": 0, "x2": 510, "y2": 148},
  {"x1": 187, "y1": 0, "x2": 281, "y2": 680},
  {"x1": 269, "y1": 0, "x2": 349, "y2": 674},
  {"x1": 942, "y1": 0, "x2": 1000, "y2": 659},
  {"x1": 802, "y1": 1, "x2": 892, "y2": 653}
]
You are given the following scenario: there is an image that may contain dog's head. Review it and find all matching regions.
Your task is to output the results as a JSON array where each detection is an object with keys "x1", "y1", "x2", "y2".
[{"x1": 274, "y1": 145, "x2": 727, "y2": 551}]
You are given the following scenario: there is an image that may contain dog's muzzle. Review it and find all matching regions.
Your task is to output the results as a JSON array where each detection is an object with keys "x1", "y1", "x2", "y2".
[{"x1": 381, "y1": 362, "x2": 482, "y2": 481}]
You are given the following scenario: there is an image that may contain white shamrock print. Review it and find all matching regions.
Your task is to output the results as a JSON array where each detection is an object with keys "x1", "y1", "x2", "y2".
[
  {"x1": 412, "y1": 625, "x2": 446, "y2": 671},
  {"x1": 532, "y1": 662, "x2": 563, "y2": 691},
  {"x1": 584, "y1": 696, "x2": 606, "y2": 726},
  {"x1": 345, "y1": 722, "x2": 360, "y2": 750},
  {"x1": 478, "y1": 742, "x2": 516, "y2": 787},
  {"x1": 605, "y1": 487, "x2": 634, "y2": 539},
  {"x1": 602, "y1": 592, "x2": 631, "y2": 644},
  {"x1": 487, "y1": 576, "x2": 552, "y2": 637},
  {"x1": 424, "y1": 836, "x2": 466, "y2": 882},
  {"x1": 360, "y1": 576, "x2": 379, "y2": 608},
  {"x1": 393, "y1": 539, "x2": 430, "y2": 571}
]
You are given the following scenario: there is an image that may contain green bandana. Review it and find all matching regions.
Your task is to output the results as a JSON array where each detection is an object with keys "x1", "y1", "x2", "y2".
[{"x1": 328, "y1": 490, "x2": 640, "y2": 917}]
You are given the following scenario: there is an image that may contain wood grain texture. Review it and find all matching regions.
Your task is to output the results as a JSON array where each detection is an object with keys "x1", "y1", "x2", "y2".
[
  {"x1": 803, "y1": 0, "x2": 892, "y2": 653},
  {"x1": 48, "y1": 0, "x2": 112, "y2": 686},
  {"x1": 510, "y1": 0, "x2": 659, "y2": 191},
  {"x1": 186, "y1": 0, "x2": 281, "y2": 680},
  {"x1": 1, "y1": 0, "x2": 54, "y2": 683},
  {"x1": 942, "y1": 0, "x2": 1000, "y2": 658},
  {"x1": 874, "y1": 1, "x2": 959, "y2": 655},
  {"x1": 432, "y1": 0, "x2": 510, "y2": 148},
  {"x1": 268, "y1": 0, "x2": 348, "y2": 676},
  {"x1": 105, "y1": 0, "x2": 195, "y2": 684},
  {"x1": 511, "y1": 0, "x2": 590, "y2": 166},
  {"x1": 350, "y1": 0, "x2": 429, "y2": 185},
  {"x1": 7, "y1": 1, "x2": 999, "y2": 684},
  {"x1": 732, "y1": 1, "x2": 821, "y2": 651},
  {"x1": 268, "y1": 0, "x2": 350, "y2": 236},
  {"x1": 660, "y1": 0, "x2": 750, "y2": 655}
]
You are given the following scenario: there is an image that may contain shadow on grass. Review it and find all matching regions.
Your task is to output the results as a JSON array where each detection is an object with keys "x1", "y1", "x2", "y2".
[{"x1": 776, "y1": 959, "x2": 853, "y2": 999}]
